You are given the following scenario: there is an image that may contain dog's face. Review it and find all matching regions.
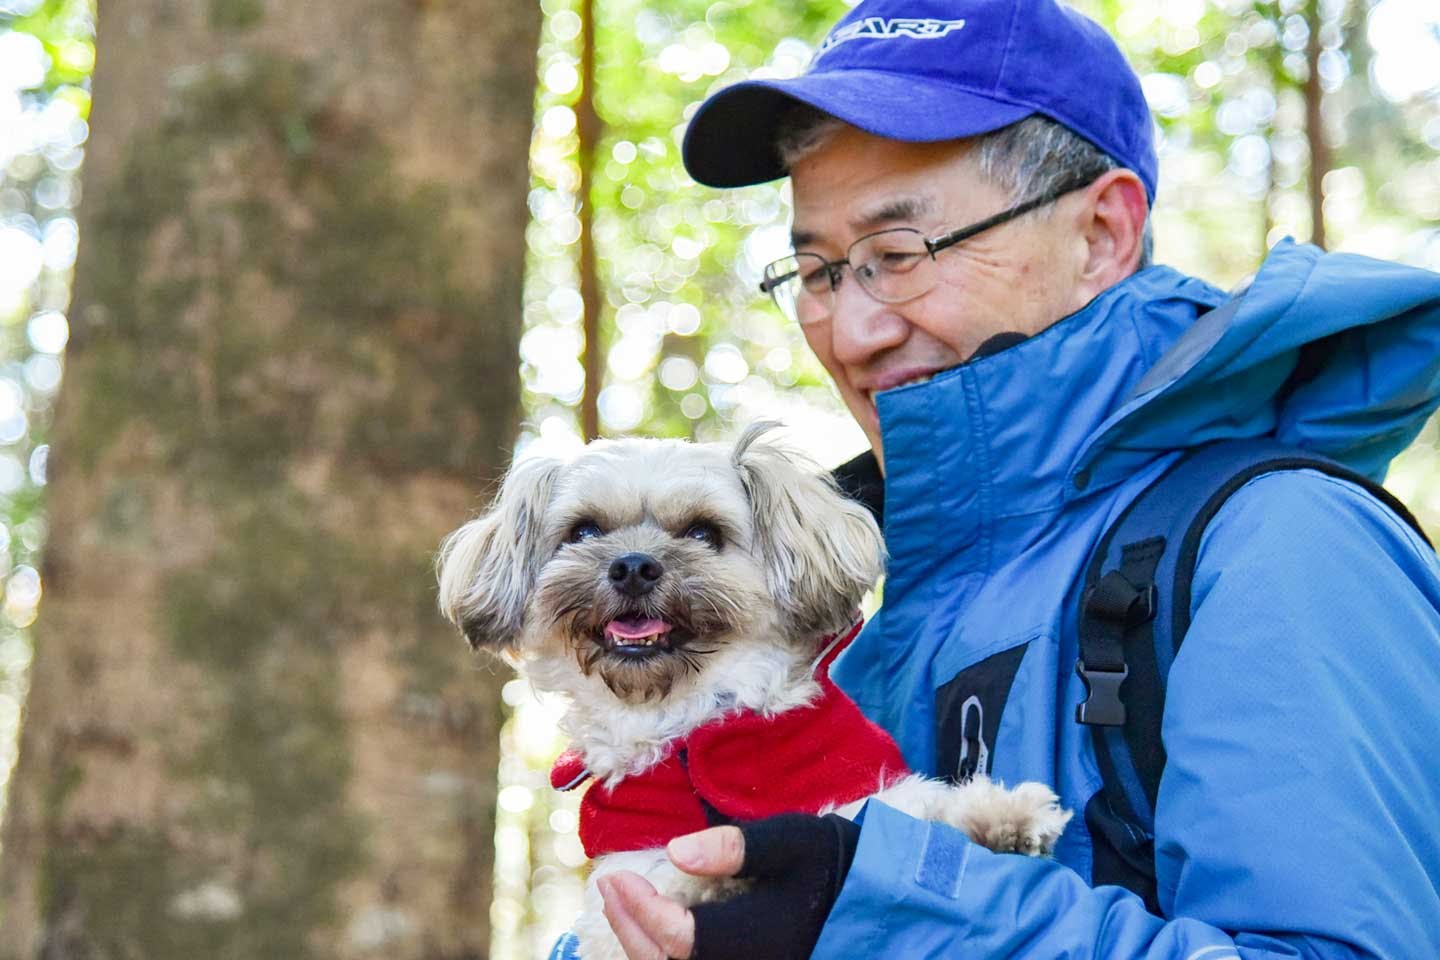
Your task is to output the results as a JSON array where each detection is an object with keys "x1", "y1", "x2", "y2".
[{"x1": 437, "y1": 424, "x2": 885, "y2": 705}]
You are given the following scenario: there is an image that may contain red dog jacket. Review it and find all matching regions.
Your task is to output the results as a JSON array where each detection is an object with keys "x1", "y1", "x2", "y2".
[{"x1": 550, "y1": 621, "x2": 910, "y2": 858}]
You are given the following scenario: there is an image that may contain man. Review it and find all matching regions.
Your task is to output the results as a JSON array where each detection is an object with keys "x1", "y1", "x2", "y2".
[{"x1": 595, "y1": 0, "x2": 1440, "y2": 957}]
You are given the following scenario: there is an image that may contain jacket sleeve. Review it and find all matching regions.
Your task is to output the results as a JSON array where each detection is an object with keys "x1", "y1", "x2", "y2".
[{"x1": 812, "y1": 469, "x2": 1440, "y2": 959}]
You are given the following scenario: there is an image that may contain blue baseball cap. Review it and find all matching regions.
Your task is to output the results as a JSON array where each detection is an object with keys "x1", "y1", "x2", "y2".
[{"x1": 682, "y1": 0, "x2": 1158, "y2": 202}]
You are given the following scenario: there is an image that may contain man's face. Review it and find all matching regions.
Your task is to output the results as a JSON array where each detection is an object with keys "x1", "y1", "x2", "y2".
[{"x1": 787, "y1": 125, "x2": 1102, "y2": 468}]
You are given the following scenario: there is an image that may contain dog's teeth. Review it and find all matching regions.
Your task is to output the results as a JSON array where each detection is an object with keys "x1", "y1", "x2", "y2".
[{"x1": 603, "y1": 631, "x2": 667, "y2": 647}]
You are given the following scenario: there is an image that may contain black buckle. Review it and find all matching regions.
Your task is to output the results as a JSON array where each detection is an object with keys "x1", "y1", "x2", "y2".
[
  {"x1": 1083, "y1": 576, "x2": 1158, "y2": 626},
  {"x1": 1130, "y1": 583, "x2": 1157, "y2": 623},
  {"x1": 1075, "y1": 660, "x2": 1129, "y2": 726}
]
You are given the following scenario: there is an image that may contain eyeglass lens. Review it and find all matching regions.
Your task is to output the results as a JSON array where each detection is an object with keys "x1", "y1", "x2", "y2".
[{"x1": 763, "y1": 229, "x2": 932, "y2": 323}]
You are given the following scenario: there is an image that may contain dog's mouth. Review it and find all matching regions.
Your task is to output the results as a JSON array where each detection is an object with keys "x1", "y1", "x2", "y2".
[{"x1": 599, "y1": 615, "x2": 677, "y2": 659}]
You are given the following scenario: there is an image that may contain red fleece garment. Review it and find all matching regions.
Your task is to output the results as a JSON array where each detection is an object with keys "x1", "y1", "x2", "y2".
[{"x1": 549, "y1": 621, "x2": 910, "y2": 858}]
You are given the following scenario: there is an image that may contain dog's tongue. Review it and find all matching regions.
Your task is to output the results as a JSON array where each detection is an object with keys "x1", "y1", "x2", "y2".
[{"x1": 605, "y1": 616, "x2": 670, "y2": 639}]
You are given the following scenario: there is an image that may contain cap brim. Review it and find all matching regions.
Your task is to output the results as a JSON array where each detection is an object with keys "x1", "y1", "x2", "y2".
[{"x1": 682, "y1": 70, "x2": 1035, "y2": 188}]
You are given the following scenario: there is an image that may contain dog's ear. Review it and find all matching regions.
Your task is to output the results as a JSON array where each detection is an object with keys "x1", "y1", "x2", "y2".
[
  {"x1": 437, "y1": 455, "x2": 565, "y2": 651},
  {"x1": 731, "y1": 422, "x2": 886, "y2": 638}
]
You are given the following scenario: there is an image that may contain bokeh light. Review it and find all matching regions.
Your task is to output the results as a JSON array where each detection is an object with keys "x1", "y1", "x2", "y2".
[
  {"x1": 0, "y1": 0, "x2": 1436, "y2": 955},
  {"x1": 498, "y1": 0, "x2": 1440, "y2": 954},
  {"x1": 0, "y1": 0, "x2": 92, "y2": 853}
]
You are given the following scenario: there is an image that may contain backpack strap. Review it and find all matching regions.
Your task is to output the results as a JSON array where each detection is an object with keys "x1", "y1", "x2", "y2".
[{"x1": 1077, "y1": 436, "x2": 1431, "y2": 914}]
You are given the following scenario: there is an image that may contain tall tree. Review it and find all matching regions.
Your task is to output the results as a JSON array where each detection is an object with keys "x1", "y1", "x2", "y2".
[
  {"x1": 577, "y1": 0, "x2": 604, "y2": 441},
  {"x1": 1303, "y1": 0, "x2": 1332, "y2": 250},
  {"x1": 0, "y1": 0, "x2": 540, "y2": 957}
]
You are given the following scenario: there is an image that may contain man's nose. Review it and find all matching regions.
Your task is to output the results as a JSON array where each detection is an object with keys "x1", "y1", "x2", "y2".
[{"x1": 828, "y1": 277, "x2": 909, "y2": 365}]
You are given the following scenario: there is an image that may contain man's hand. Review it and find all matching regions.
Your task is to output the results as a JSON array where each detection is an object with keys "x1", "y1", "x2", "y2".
[
  {"x1": 597, "y1": 824, "x2": 742, "y2": 960},
  {"x1": 598, "y1": 814, "x2": 860, "y2": 960}
]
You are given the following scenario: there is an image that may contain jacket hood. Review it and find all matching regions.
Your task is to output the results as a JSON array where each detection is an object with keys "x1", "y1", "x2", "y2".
[{"x1": 1077, "y1": 238, "x2": 1440, "y2": 489}]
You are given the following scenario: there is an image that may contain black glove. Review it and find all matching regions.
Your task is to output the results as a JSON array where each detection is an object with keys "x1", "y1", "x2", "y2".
[{"x1": 689, "y1": 813, "x2": 861, "y2": 960}]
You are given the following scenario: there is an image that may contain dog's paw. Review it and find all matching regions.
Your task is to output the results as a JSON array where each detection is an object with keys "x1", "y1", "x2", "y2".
[{"x1": 940, "y1": 776, "x2": 1073, "y2": 857}]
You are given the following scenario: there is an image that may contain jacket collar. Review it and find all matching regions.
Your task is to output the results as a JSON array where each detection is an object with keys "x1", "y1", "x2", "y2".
[{"x1": 874, "y1": 265, "x2": 1225, "y2": 592}]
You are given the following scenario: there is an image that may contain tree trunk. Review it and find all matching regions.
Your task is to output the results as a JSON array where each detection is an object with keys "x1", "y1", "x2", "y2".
[
  {"x1": 0, "y1": 1, "x2": 540, "y2": 958},
  {"x1": 1303, "y1": 0, "x2": 1331, "y2": 250},
  {"x1": 577, "y1": 0, "x2": 604, "y2": 441}
]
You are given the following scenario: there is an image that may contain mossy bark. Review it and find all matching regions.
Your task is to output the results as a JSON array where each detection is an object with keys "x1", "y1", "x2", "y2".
[{"x1": 0, "y1": 1, "x2": 540, "y2": 957}]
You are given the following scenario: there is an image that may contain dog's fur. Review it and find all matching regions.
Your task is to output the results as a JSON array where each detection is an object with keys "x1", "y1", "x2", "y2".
[{"x1": 438, "y1": 424, "x2": 1070, "y2": 959}]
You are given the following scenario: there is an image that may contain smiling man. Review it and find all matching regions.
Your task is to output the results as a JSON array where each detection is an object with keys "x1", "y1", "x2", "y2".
[
  {"x1": 590, "y1": 0, "x2": 1440, "y2": 958},
  {"x1": 773, "y1": 122, "x2": 1146, "y2": 466}
]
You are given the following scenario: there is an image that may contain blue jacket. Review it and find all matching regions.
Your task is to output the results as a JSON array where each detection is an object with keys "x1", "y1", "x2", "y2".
[{"x1": 819, "y1": 240, "x2": 1440, "y2": 959}]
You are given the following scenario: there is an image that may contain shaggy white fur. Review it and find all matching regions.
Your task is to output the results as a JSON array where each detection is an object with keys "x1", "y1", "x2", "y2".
[{"x1": 436, "y1": 424, "x2": 1071, "y2": 960}]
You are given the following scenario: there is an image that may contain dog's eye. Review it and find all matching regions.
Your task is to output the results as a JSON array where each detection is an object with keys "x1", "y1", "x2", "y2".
[
  {"x1": 681, "y1": 521, "x2": 722, "y2": 548},
  {"x1": 567, "y1": 521, "x2": 603, "y2": 543}
]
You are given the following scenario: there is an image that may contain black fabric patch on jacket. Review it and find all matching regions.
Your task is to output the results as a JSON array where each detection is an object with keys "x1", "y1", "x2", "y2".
[{"x1": 934, "y1": 641, "x2": 1030, "y2": 783}]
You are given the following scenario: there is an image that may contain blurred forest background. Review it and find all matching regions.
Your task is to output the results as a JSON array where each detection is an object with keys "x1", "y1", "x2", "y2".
[{"x1": 0, "y1": 0, "x2": 1436, "y2": 957}]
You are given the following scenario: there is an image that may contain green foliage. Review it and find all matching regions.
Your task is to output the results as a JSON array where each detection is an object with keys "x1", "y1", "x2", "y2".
[
  {"x1": 1073, "y1": 0, "x2": 1438, "y2": 278},
  {"x1": 0, "y1": 5, "x2": 1437, "y2": 958},
  {"x1": 498, "y1": 11, "x2": 1440, "y2": 953},
  {"x1": 522, "y1": 0, "x2": 853, "y2": 448},
  {"x1": 0, "y1": 4, "x2": 94, "y2": 843},
  {"x1": 518, "y1": 0, "x2": 1438, "y2": 458},
  {"x1": 4, "y1": 0, "x2": 93, "y2": 95}
]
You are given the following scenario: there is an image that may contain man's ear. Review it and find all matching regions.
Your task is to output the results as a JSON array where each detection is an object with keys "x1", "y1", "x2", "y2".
[
  {"x1": 731, "y1": 422, "x2": 886, "y2": 639},
  {"x1": 436, "y1": 455, "x2": 565, "y2": 651},
  {"x1": 1078, "y1": 168, "x2": 1149, "y2": 291}
]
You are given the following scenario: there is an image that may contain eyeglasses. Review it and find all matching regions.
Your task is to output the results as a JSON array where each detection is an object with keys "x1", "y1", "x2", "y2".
[{"x1": 759, "y1": 175, "x2": 1096, "y2": 324}]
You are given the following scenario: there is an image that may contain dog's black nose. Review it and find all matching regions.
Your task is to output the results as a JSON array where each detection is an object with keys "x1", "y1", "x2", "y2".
[{"x1": 608, "y1": 552, "x2": 663, "y2": 596}]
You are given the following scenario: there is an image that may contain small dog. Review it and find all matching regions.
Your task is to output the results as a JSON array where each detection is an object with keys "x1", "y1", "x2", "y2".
[{"x1": 437, "y1": 424, "x2": 1069, "y2": 959}]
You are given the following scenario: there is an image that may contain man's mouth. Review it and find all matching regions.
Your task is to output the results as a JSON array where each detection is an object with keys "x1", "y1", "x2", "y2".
[{"x1": 600, "y1": 615, "x2": 674, "y2": 659}]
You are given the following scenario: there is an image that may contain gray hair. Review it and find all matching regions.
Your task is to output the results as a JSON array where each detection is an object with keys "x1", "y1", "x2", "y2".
[{"x1": 775, "y1": 105, "x2": 1153, "y2": 269}]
